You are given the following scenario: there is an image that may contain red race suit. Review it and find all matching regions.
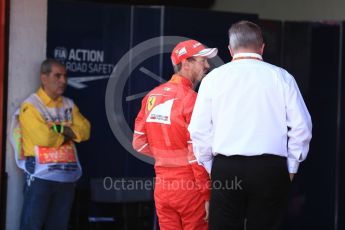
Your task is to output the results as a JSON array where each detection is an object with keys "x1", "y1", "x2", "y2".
[{"x1": 133, "y1": 74, "x2": 210, "y2": 230}]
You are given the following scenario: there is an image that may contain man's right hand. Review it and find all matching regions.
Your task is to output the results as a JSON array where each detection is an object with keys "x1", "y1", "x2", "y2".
[
  {"x1": 62, "y1": 126, "x2": 76, "y2": 144},
  {"x1": 63, "y1": 126, "x2": 76, "y2": 140}
]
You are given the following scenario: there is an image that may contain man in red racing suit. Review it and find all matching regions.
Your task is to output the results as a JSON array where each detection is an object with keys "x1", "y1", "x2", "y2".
[{"x1": 133, "y1": 39, "x2": 218, "y2": 230}]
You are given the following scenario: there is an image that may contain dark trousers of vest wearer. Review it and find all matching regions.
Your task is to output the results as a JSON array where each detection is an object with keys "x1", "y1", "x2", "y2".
[
  {"x1": 19, "y1": 157, "x2": 76, "y2": 230},
  {"x1": 209, "y1": 154, "x2": 291, "y2": 230}
]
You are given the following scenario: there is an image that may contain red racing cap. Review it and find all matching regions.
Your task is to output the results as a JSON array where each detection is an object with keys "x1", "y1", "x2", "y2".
[{"x1": 171, "y1": 39, "x2": 218, "y2": 65}]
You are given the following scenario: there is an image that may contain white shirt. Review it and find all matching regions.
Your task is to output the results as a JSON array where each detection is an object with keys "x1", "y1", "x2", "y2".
[{"x1": 188, "y1": 53, "x2": 312, "y2": 174}]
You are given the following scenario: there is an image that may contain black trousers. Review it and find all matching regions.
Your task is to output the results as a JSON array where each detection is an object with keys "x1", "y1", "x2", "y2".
[{"x1": 209, "y1": 154, "x2": 291, "y2": 230}]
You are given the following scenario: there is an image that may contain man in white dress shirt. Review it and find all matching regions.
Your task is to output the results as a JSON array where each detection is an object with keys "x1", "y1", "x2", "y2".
[{"x1": 188, "y1": 21, "x2": 312, "y2": 230}]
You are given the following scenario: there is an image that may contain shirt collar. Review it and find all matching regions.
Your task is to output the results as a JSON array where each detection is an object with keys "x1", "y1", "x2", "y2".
[
  {"x1": 169, "y1": 74, "x2": 193, "y2": 89},
  {"x1": 36, "y1": 87, "x2": 63, "y2": 106},
  {"x1": 232, "y1": 52, "x2": 263, "y2": 61}
]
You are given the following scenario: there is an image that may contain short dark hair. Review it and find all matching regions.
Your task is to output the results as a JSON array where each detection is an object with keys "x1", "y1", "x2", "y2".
[
  {"x1": 40, "y1": 58, "x2": 65, "y2": 75},
  {"x1": 228, "y1": 21, "x2": 263, "y2": 51}
]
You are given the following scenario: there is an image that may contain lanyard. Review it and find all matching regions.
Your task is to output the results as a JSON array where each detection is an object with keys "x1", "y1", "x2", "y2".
[
  {"x1": 232, "y1": 53, "x2": 263, "y2": 61},
  {"x1": 232, "y1": 56, "x2": 262, "y2": 61}
]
